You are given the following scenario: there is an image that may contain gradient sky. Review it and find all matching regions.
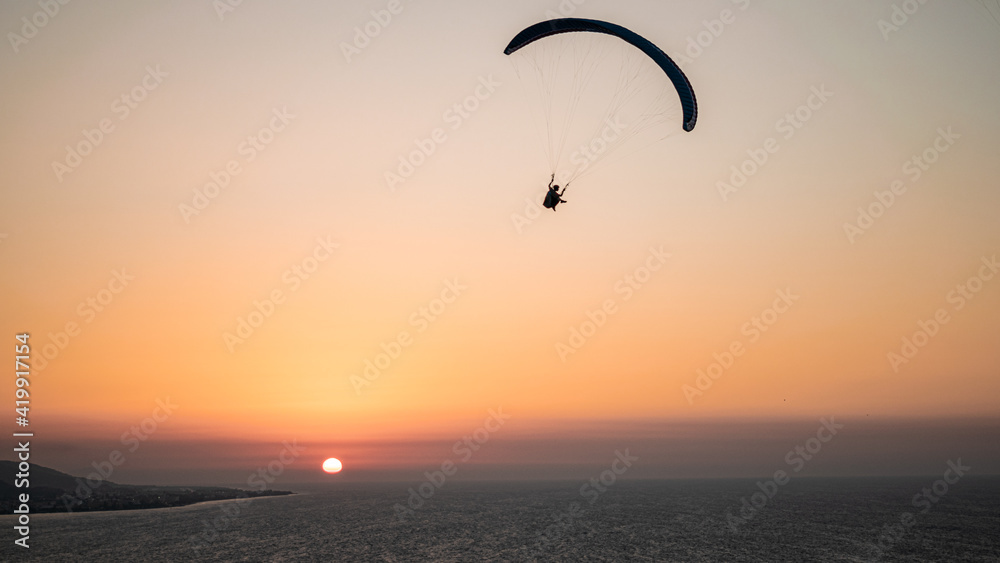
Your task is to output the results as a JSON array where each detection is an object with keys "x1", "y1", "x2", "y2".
[{"x1": 2, "y1": 0, "x2": 998, "y2": 486}]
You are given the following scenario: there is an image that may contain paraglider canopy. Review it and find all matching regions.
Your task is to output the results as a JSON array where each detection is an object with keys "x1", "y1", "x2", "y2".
[{"x1": 504, "y1": 18, "x2": 697, "y2": 132}]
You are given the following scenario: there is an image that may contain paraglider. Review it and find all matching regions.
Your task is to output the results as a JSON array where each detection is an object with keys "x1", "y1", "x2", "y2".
[
  {"x1": 504, "y1": 18, "x2": 698, "y2": 207},
  {"x1": 543, "y1": 174, "x2": 568, "y2": 211}
]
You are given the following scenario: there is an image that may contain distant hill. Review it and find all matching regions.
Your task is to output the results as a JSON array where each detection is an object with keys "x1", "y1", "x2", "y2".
[
  {"x1": 0, "y1": 460, "x2": 293, "y2": 513},
  {"x1": 0, "y1": 460, "x2": 100, "y2": 491}
]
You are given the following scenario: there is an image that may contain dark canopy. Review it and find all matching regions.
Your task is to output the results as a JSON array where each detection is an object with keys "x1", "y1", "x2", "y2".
[{"x1": 504, "y1": 18, "x2": 698, "y2": 132}]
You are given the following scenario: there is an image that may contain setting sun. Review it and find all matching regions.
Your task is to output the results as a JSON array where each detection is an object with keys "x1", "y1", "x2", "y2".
[{"x1": 322, "y1": 458, "x2": 343, "y2": 474}]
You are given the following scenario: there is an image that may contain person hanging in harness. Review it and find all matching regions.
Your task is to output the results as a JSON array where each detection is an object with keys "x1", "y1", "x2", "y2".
[{"x1": 543, "y1": 173, "x2": 568, "y2": 211}]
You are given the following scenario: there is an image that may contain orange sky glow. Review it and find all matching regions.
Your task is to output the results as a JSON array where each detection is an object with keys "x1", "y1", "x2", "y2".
[{"x1": 2, "y1": 0, "x2": 999, "y2": 485}]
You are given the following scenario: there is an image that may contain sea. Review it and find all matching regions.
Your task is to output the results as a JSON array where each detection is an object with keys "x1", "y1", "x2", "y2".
[{"x1": 3, "y1": 478, "x2": 998, "y2": 562}]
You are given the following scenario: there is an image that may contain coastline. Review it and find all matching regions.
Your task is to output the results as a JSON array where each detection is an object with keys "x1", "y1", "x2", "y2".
[{"x1": 0, "y1": 491, "x2": 300, "y2": 518}]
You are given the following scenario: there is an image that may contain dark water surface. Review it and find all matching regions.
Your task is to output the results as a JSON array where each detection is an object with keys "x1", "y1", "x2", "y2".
[{"x1": 3, "y1": 478, "x2": 998, "y2": 562}]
